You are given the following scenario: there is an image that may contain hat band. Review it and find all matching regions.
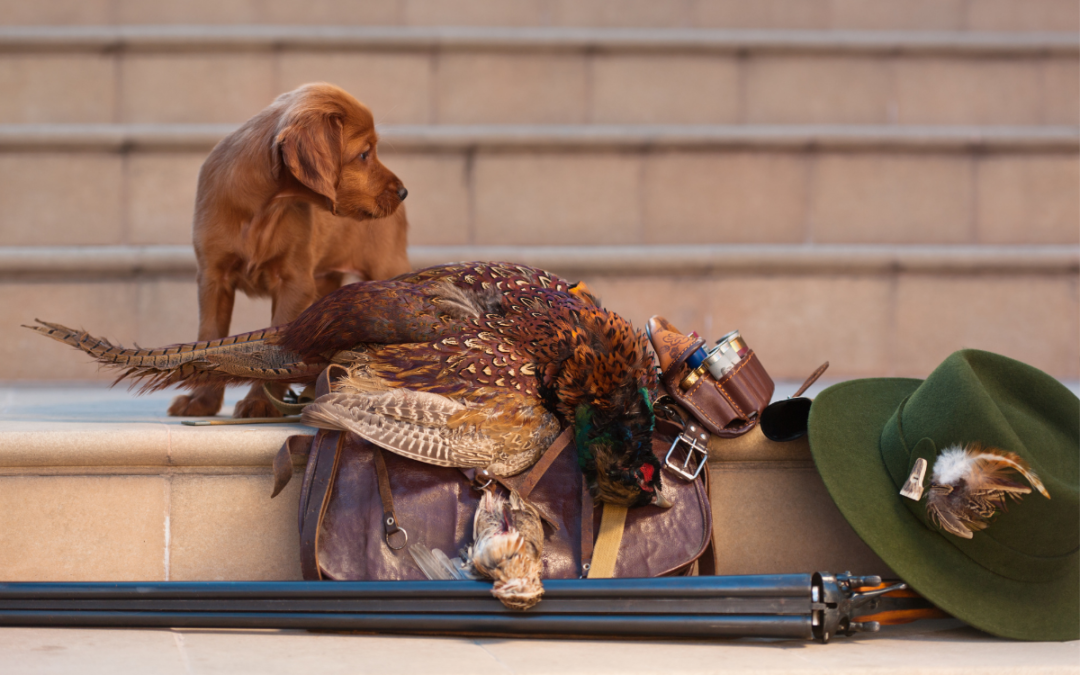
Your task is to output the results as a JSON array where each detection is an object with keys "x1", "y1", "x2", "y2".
[{"x1": 880, "y1": 397, "x2": 1076, "y2": 584}]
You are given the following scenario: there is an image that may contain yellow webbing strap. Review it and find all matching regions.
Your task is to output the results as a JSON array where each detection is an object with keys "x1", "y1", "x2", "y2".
[{"x1": 586, "y1": 503, "x2": 628, "y2": 579}]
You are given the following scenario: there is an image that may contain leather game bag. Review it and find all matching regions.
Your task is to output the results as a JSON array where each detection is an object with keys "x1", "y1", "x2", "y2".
[{"x1": 273, "y1": 368, "x2": 715, "y2": 581}]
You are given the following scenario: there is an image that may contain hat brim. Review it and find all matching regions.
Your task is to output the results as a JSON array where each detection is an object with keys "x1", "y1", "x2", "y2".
[{"x1": 808, "y1": 378, "x2": 1078, "y2": 641}]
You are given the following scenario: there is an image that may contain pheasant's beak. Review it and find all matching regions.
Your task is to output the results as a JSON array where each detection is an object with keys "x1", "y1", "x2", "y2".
[{"x1": 651, "y1": 490, "x2": 673, "y2": 509}]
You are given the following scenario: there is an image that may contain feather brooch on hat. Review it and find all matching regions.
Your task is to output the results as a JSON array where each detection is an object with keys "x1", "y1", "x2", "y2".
[{"x1": 914, "y1": 443, "x2": 1050, "y2": 539}]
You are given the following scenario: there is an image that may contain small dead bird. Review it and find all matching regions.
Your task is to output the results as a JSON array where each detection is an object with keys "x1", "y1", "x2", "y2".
[
  {"x1": 467, "y1": 488, "x2": 545, "y2": 611},
  {"x1": 926, "y1": 442, "x2": 1050, "y2": 539}
]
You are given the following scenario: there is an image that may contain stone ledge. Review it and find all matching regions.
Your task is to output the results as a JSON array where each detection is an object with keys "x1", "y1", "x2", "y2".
[
  {"x1": 0, "y1": 422, "x2": 310, "y2": 470},
  {"x1": 0, "y1": 387, "x2": 311, "y2": 470},
  {"x1": 0, "y1": 123, "x2": 1075, "y2": 152},
  {"x1": 0, "y1": 380, "x2": 833, "y2": 471},
  {"x1": 0, "y1": 244, "x2": 1075, "y2": 279},
  {"x1": 0, "y1": 26, "x2": 1075, "y2": 56}
]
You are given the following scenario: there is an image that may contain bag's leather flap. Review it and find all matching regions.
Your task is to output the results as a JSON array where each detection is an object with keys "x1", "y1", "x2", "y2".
[{"x1": 646, "y1": 316, "x2": 703, "y2": 372}]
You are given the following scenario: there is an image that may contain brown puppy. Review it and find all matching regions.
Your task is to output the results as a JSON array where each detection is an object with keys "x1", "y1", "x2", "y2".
[{"x1": 169, "y1": 83, "x2": 410, "y2": 418}]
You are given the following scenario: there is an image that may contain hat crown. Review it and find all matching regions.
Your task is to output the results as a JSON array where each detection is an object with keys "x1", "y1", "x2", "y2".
[{"x1": 884, "y1": 350, "x2": 1078, "y2": 562}]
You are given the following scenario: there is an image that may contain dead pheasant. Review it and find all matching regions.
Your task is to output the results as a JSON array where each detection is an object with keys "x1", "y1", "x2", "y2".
[{"x1": 26, "y1": 262, "x2": 665, "y2": 507}]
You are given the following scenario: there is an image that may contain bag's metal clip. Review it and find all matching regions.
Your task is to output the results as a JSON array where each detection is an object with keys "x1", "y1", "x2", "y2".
[
  {"x1": 472, "y1": 468, "x2": 496, "y2": 491},
  {"x1": 664, "y1": 423, "x2": 710, "y2": 481},
  {"x1": 384, "y1": 515, "x2": 408, "y2": 550}
]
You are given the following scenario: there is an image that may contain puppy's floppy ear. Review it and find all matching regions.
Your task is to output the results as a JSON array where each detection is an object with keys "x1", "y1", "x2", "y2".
[{"x1": 274, "y1": 113, "x2": 343, "y2": 212}]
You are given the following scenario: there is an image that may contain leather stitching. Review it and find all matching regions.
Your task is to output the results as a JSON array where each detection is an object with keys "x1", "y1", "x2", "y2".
[{"x1": 677, "y1": 350, "x2": 759, "y2": 432}]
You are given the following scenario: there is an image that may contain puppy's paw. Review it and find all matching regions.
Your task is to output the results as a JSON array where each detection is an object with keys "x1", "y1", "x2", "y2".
[
  {"x1": 232, "y1": 395, "x2": 284, "y2": 419},
  {"x1": 168, "y1": 391, "x2": 224, "y2": 417}
]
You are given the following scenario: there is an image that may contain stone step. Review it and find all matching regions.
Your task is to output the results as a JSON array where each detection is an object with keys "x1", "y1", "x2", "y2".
[
  {"x1": 0, "y1": 124, "x2": 1076, "y2": 248},
  {"x1": 0, "y1": 381, "x2": 888, "y2": 582},
  {"x1": 0, "y1": 27, "x2": 1075, "y2": 126},
  {"x1": 3, "y1": 622, "x2": 1074, "y2": 674},
  {"x1": 1, "y1": 0, "x2": 1076, "y2": 32},
  {"x1": 2, "y1": 244, "x2": 1076, "y2": 382}
]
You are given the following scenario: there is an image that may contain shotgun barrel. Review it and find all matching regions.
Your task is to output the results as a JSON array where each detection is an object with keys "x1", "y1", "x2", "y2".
[{"x1": 0, "y1": 573, "x2": 923, "y2": 642}]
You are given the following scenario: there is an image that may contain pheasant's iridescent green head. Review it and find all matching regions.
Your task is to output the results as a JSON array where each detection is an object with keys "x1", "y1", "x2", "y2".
[
  {"x1": 573, "y1": 389, "x2": 668, "y2": 508},
  {"x1": 545, "y1": 306, "x2": 666, "y2": 507}
]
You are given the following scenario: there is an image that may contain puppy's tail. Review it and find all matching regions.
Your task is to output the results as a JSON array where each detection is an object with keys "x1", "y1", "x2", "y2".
[{"x1": 24, "y1": 320, "x2": 325, "y2": 392}]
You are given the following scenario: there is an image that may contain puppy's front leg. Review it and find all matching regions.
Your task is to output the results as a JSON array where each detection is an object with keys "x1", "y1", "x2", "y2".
[
  {"x1": 168, "y1": 272, "x2": 235, "y2": 417},
  {"x1": 232, "y1": 278, "x2": 318, "y2": 419}
]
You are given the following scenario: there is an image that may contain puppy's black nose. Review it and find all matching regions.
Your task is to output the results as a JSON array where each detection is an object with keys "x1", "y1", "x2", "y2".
[{"x1": 397, "y1": 186, "x2": 408, "y2": 201}]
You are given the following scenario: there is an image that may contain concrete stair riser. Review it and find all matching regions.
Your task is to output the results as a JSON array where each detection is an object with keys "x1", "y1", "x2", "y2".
[
  {"x1": 0, "y1": 40, "x2": 1075, "y2": 126},
  {"x1": 0, "y1": 142, "x2": 1076, "y2": 248},
  {"x1": 0, "y1": 472, "x2": 305, "y2": 581},
  {"x1": 0, "y1": 0, "x2": 1076, "y2": 31},
  {"x1": 0, "y1": 464, "x2": 888, "y2": 581},
  {"x1": 2, "y1": 265, "x2": 1076, "y2": 381}
]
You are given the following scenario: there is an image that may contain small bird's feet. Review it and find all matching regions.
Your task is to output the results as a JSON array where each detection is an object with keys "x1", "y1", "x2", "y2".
[{"x1": 168, "y1": 386, "x2": 224, "y2": 416}]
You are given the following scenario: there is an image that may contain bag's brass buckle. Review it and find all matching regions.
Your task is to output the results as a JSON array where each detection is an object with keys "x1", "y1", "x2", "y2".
[{"x1": 664, "y1": 425, "x2": 709, "y2": 481}]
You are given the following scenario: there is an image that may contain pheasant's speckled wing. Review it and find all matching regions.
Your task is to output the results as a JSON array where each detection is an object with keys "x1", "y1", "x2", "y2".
[{"x1": 301, "y1": 388, "x2": 560, "y2": 477}]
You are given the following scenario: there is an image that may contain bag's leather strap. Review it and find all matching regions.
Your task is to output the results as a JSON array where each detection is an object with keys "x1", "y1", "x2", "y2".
[
  {"x1": 300, "y1": 431, "x2": 347, "y2": 580},
  {"x1": 371, "y1": 446, "x2": 407, "y2": 550},
  {"x1": 271, "y1": 435, "x2": 313, "y2": 499},
  {"x1": 316, "y1": 364, "x2": 348, "y2": 396},
  {"x1": 456, "y1": 427, "x2": 574, "y2": 532},
  {"x1": 793, "y1": 361, "x2": 830, "y2": 398},
  {"x1": 655, "y1": 405, "x2": 718, "y2": 577},
  {"x1": 262, "y1": 382, "x2": 317, "y2": 416},
  {"x1": 696, "y1": 461, "x2": 716, "y2": 576},
  {"x1": 271, "y1": 365, "x2": 350, "y2": 499},
  {"x1": 586, "y1": 503, "x2": 628, "y2": 579},
  {"x1": 580, "y1": 481, "x2": 594, "y2": 576},
  {"x1": 516, "y1": 427, "x2": 573, "y2": 499}
]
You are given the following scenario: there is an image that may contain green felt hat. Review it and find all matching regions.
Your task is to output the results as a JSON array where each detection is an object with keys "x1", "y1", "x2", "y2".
[{"x1": 807, "y1": 349, "x2": 1078, "y2": 641}]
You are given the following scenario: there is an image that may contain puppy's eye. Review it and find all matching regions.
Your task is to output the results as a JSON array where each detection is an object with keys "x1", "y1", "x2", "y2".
[{"x1": 358, "y1": 151, "x2": 370, "y2": 161}]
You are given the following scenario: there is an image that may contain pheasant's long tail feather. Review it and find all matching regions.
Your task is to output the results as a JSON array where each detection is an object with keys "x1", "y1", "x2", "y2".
[{"x1": 24, "y1": 320, "x2": 322, "y2": 392}]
